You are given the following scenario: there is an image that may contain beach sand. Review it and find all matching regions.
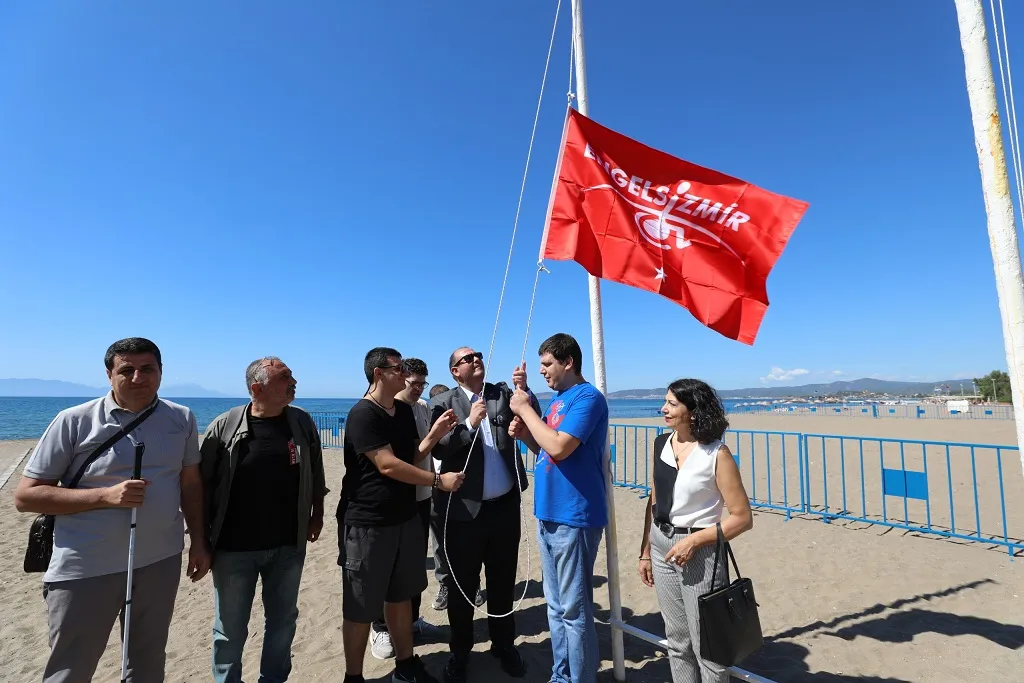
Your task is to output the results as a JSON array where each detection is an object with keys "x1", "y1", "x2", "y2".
[{"x1": 0, "y1": 417, "x2": 1022, "y2": 682}]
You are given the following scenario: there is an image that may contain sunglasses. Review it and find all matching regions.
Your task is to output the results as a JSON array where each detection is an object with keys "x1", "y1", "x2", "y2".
[
  {"x1": 452, "y1": 351, "x2": 484, "y2": 368},
  {"x1": 379, "y1": 362, "x2": 410, "y2": 374}
]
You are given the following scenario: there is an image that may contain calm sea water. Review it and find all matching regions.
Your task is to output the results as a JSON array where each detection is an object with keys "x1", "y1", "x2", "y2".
[{"x1": 0, "y1": 395, "x2": 778, "y2": 440}]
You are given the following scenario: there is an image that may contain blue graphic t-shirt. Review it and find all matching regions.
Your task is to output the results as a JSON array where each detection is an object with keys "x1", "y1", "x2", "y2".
[{"x1": 534, "y1": 382, "x2": 609, "y2": 528}]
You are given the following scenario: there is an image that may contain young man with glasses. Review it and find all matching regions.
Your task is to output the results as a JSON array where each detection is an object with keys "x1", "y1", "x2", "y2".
[
  {"x1": 428, "y1": 347, "x2": 540, "y2": 683},
  {"x1": 368, "y1": 358, "x2": 443, "y2": 659},
  {"x1": 339, "y1": 348, "x2": 464, "y2": 683}
]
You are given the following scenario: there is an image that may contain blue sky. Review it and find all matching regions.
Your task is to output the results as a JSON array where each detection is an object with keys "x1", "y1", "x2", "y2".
[{"x1": 1, "y1": 1, "x2": 1021, "y2": 397}]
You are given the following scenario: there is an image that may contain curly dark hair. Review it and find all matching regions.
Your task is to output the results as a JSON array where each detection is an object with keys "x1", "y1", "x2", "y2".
[
  {"x1": 666, "y1": 378, "x2": 729, "y2": 444},
  {"x1": 404, "y1": 358, "x2": 428, "y2": 377}
]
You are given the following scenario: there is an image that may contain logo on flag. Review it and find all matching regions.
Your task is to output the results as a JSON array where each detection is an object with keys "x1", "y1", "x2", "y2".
[{"x1": 542, "y1": 109, "x2": 809, "y2": 344}]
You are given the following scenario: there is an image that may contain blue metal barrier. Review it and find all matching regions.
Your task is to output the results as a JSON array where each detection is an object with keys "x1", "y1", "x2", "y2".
[
  {"x1": 311, "y1": 411, "x2": 346, "y2": 449},
  {"x1": 725, "y1": 430, "x2": 805, "y2": 519},
  {"x1": 798, "y1": 433, "x2": 1021, "y2": 555},
  {"x1": 313, "y1": 412, "x2": 1023, "y2": 556}
]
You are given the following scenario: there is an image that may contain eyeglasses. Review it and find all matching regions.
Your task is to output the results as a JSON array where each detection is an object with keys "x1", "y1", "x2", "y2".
[
  {"x1": 452, "y1": 351, "x2": 484, "y2": 368},
  {"x1": 406, "y1": 379, "x2": 428, "y2": 390},
  {"x1": 379, "y1": 362, "x2": 410, "y2": 374}
]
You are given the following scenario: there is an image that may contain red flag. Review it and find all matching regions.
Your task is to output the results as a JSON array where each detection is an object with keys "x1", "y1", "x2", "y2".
[{"x1": 542, "y1": 109, "x2": 808, "y2": 344}]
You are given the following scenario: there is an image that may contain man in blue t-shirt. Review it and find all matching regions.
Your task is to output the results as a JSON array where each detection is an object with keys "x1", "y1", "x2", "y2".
[{"x1": 509, "y1": 332, "x2": 608, "y2": 683}]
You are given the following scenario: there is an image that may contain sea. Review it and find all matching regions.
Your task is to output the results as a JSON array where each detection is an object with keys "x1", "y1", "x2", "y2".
[{"x1": 0, "y1": 395, "x2": 776, "y2": 440}]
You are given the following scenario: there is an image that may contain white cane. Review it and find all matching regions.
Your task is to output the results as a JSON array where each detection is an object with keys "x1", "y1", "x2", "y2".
[{"x1": 120, "y1": 442, "x2": 145, "y2": 683}]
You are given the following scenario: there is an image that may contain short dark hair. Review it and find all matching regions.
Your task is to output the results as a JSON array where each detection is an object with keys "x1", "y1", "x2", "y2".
[
  {"x1": 538, "y1": 333, "x2": 583, "y2": 376},
  {"x1": 405, "y1": 358, "x2": 428, "y2": 377},
  {"x1": 104, "y1": 337, "x2": 162, "y2": 370},
  {"x1": 429, "y1": 383, "x2": 450, "y2": 398},
  {"x1": 363, "y1": 347, "x2": 401, "y2": 383},
  {"x1": 666, "y1": 378, "x2": 730, "y2": 444}
]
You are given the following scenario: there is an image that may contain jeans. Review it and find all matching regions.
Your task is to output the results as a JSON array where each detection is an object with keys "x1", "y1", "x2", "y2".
[
  {"x1": 537, "y1": 520, "x2": 604, "y2": 683},
  {"x1": 212, "y1": 545, "x2": 306, "y2": 683}
]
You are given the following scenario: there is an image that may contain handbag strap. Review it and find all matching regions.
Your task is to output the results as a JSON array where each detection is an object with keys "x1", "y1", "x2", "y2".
[
  {"x1": 65, "y1": 401, "x2": 160, "y2": 489},
  {"x1": 708, "y1": 522, "x2": 745, "y2": 590}
]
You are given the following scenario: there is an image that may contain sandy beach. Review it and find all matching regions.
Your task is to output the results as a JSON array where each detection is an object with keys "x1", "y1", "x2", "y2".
[{"x1": 1, "y1": 416, "x2": 1022, "y2": 682}]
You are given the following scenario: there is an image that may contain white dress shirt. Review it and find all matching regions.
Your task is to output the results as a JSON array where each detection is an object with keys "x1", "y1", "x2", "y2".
[{"x1": 460, "y1": 385, "x2": 514, "y2": 500}]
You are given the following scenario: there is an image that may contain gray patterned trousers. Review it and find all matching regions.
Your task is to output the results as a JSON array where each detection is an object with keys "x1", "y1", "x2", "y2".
[{"x1": 651, "y1": 524, "x2": 730, "y2": 683}]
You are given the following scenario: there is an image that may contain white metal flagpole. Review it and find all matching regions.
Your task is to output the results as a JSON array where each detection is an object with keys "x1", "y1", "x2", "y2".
[
  {"x1": 954, "y1": 0, "x2": 1024, "y2": 482},
  {"x1": 569, "y1": 0, "x2": 627, "y2": 680}
]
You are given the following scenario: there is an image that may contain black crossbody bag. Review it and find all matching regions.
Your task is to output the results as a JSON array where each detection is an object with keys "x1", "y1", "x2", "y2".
[
  {"x1": 23, "y1": 403, "x2": 158, "y2": 573},
  {"x1": 697, "y1": 522, "x2": 763, "y2": 666}
]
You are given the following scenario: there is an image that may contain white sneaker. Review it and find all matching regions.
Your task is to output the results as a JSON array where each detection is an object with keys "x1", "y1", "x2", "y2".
[{"x1": 371, "y1": 624, "x2": 395, "y2": 660}]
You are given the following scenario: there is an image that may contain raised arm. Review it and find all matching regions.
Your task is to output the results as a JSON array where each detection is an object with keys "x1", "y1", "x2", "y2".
[
  {"x1": 364, "y1": 444, "x2": 463, "y2": 492},
  {"x1": 427, "y1": 396, "x2": 473, "y2": 462}
]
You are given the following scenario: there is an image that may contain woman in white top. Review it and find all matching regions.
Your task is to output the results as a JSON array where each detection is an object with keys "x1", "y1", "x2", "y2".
[{"x1": 638, "y1": 379, "x2": 753, "y2": 683}]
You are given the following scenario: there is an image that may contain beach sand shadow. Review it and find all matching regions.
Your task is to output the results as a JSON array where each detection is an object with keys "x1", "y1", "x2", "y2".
[
  {"x1": 825, "y1": 608, "x2": 1024, "y2": 649},
  {"x1": 743, "y1": 640, "x2": 912, "y2": 682}
]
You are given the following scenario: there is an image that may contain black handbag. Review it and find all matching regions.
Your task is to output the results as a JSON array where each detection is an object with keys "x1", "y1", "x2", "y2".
[
  {"x1": 23, "y1": 403, "x2": 158, "y2": 573},
  {"x1": 697, "y1": 522, "x2": 763, "y2": 666}
]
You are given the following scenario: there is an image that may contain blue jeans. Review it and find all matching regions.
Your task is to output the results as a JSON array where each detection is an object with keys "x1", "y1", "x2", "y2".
[
  {"x1": 212, "y1": 546, "x2": 306, "y2": 683},
  {"x1": 537, "y1": 520, "x2": 604, "y2": 683}
]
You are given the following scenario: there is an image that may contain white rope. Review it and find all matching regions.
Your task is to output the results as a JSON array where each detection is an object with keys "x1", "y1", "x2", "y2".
[
  {"x1": 990, "y1": 0, "x2": 1024, "y2": 230},
  {"x1": 567, "y1": 17, "x2": 576, "y2": 104},
  {"x1": 441, "y1": 0, "x2": 564, "y2": 618}
]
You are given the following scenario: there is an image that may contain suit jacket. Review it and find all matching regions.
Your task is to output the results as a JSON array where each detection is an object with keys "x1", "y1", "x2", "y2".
[{"x1": 429, "y1": 382, "x2": 541, "y2": 520}]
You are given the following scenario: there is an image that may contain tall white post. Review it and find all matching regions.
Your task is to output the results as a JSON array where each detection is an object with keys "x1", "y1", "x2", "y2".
[
  {"x1": 955, "y1": 0, "x2": 1024, "y2": 481},
  {"x1": 570, "y1": 0, "x2": 627, "y2": 679}
]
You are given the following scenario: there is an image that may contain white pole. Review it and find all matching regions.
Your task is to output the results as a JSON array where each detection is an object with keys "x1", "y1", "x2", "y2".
[
  {"x1": 955, "y1": 0, "x2": 1024, "y2": 480},
  {"x1": 569, "y1": 1, "x2": 626, "y2": 680}
]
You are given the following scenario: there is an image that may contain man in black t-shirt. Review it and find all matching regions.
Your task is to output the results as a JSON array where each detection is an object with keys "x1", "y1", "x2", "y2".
[
  {"x1": 339, "y1": 347, "x2": 463, "y2": 683},
  {"x1": 199, "y1": 357, "x2": 328, "y2": 682}
]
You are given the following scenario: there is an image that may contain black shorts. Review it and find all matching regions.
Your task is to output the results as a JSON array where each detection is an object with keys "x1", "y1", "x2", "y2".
[{"x1": 340, "y1": 515, "x2": 427, "y2": 622}]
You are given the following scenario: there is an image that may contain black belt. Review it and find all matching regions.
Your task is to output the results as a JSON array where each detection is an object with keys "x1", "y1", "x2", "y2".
[{"x1": 656, "y1": 521, "x2": 704, "y2": 538}]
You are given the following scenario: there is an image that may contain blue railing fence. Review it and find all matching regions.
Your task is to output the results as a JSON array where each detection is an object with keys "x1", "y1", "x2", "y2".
[
  {"x1": 728, "y1": 403, "x2": 1014, "y2": 420},
  {"x1": 309, "y1": 412, "x2": 1023, "y2": 556},
  {"x1": 312, "y1": 412, "x2": 346, "y2": 449}
]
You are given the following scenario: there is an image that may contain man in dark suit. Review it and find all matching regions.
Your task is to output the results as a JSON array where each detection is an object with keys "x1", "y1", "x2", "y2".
[{"x1": 428, "y1": 346, "x2": 541, "y2": 683}]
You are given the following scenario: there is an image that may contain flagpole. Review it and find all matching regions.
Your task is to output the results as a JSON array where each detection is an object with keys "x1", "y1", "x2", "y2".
[
  {"x1": 954, "y1": 0, "x2": 1024, "y2": 486},
  {"x1": 570, "y1": 0, "x2": 627, "y2": 679}
]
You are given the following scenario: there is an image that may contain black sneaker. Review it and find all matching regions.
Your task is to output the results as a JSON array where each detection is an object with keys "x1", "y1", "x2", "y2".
[
  {"x1": 433, "y1": 585, "x2": 449, "y2": 611},
  {"x1": 442, "y1": 654, "x2": 468, "y2": 683},
  {"x1": 392, "y1": 655, "x2": 438, "y2": 683},
  {"x1": 474, "y1": 588, "x2": 485, "y2": 607},
  {"x1": 489, "y1": 644, "x2": 526, "y2": 678}
]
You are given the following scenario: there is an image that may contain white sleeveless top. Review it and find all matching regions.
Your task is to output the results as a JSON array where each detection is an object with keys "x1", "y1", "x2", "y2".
[{"x1": 660, "y1": 438, "x2": 724, "y2": 527}]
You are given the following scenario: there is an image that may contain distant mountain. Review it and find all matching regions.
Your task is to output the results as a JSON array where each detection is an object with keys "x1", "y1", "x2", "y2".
[
  {"x1": 714, "y1": 378, "x2": 976, "y2": 398},
  {"x1": 0, "y1": 378, "x2": 231, "y2": 398},
  {"x1": 160, "y1": 384, "x2": 234, "y2": 398},
  {"x1": 537, "y1": 377, "x2": 977, "y2": 400},
  {"x1": 0, "y1": 378, "x2": 104, "y2": 397}
]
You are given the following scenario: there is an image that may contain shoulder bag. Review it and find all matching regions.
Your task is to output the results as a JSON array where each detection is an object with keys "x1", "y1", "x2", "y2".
[
  {"x1": 697, "y1": 522, "x2": 763, "y2": 666},
  {"x1": 23, "y1": 402, "x2": 159, "y2": 573}
]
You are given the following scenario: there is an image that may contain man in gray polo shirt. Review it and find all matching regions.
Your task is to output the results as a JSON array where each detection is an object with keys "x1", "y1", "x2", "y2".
[{"x1": 14, "y1": 337, "x2": 210, "y2": 683}]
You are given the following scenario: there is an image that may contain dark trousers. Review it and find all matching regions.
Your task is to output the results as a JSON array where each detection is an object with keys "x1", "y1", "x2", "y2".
[
  {"x1": 434, "y1": 490, "x2": 521, "y2": 657},
  {"x1": 373, "y1": 498, "x2": 432, "y2": 630}
]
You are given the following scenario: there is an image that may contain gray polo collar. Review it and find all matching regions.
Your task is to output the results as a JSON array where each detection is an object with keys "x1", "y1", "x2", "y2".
[{"x1": 102, "y1": 391, "x2": 160, "y2": 419}]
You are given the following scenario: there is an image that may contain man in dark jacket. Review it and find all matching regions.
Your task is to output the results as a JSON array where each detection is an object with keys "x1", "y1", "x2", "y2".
[
  {"x1": 429, "y1": 347, "x2": 540, "y2": 683},
  {"x1": 199, "y1": 356, "x2": 327, "y2": 683}
]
